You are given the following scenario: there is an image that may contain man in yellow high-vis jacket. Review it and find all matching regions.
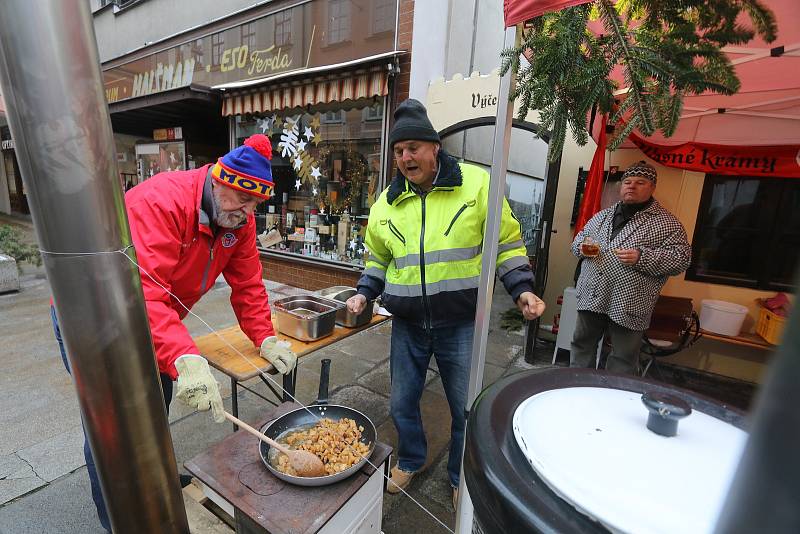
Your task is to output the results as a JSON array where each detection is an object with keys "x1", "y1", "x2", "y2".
[{"x1": 347, "y1": 99, "x2": 545, "y2": 507}]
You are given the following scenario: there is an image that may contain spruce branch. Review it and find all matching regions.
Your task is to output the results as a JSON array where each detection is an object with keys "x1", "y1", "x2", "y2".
[{"x1": 502, "y1": 0, "x2": 776, "y2": 161}]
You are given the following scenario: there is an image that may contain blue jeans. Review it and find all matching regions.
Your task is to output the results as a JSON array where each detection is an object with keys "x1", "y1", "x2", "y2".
[
  {"x1": 51, "y1": 306, "x2": 172, "y2": 533},
  {"x1": 389, "y1": 318, "x2": 474, "y2": 488}
]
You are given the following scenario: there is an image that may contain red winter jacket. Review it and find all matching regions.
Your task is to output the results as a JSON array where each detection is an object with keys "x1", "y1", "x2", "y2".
[{"x1": 125, "y1": 164, "x2": 274, "y2": 379}]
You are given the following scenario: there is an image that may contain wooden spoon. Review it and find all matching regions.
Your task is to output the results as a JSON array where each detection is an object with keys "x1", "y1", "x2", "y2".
[{"x1": 223, "y1": 411, "x2": 326, "y2": 478}]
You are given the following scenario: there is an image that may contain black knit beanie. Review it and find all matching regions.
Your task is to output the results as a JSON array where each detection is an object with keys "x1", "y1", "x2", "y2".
[{"x1": 389, "y1": 99, "x2": 440, "y2": 147}]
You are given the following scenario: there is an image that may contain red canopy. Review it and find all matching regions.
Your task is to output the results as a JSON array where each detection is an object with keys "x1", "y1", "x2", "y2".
[
  {"x1": 594, "y1": 0, "x2": 800, "y2": 147},
  {"x1": 503, "y1": 0, "x2": 593, "y2": 27},
  {"x1": 504, "y1": 0, "x2": 800, "y2": 147}
]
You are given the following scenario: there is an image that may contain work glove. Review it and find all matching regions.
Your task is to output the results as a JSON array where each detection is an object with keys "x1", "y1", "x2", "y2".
[
  {"x1": 175, "y1": 355, "x2": 224, "y2": 423},
  {"x1": 260, "y1": 336, "x2": 298, "y2": 375}
]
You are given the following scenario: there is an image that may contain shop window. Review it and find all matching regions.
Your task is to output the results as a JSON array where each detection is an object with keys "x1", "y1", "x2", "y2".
[
  {"x1": 241, "y1": 22, "x2": 257, "y2": 50},
  {"x1": 322, "y1": 110, "x2": 345, "y2": 124},
  {"x1": 211, "y1": 33, "x2": 225, "y2": 67},
  {"x1": 687, "y1": 175, "x2": 800, "y2": 290},
  {"x1": 327, "y1": 0, "x2": 351, "y2": 45},
  {"x1": 372, "y1": 0, "x2": 395, "y2": 35},
  {"x1": 235, "y1": 99, "x2": 385, "y2": 266},
  {"x1": 273, "y1": 10, "x2": 292, "y2": 47},
  {"x1": 362, "y1": 104, "x2": 383, "y2": 122}
]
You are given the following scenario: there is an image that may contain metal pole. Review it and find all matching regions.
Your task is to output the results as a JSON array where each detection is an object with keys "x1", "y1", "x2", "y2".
[
  {"x1": 455, "y1": 24, "x2": 518, "y2": 534},
  {"x1": 0, "y1": 1, "x2": 189, "y2": 532}
]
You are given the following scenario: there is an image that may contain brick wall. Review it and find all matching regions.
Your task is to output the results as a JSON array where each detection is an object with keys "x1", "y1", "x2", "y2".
[
  {"x1": 395, "y1": 0, "x2": 414, "y2": 102},
  {"x1": 261, "y1": 254, "x2": 361, "y2": 291}
]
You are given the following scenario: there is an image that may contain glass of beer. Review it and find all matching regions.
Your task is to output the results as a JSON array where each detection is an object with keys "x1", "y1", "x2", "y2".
[{"x1": 581, "y1": 236, "x2": 601, "y2": 257}]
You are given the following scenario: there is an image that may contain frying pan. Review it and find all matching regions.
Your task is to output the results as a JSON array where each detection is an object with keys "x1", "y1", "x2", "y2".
[{"x1": 259, "y1": 358, "x2": 377, "y2": 487}]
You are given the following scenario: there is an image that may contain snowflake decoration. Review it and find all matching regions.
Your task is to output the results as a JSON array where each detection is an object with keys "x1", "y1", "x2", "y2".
[
  {"x1": 256, "y1": 116, "x2": 276, "y2": 134},
  {"x1": 278, "y1": 117, "x2": 301, "y2": 159}
]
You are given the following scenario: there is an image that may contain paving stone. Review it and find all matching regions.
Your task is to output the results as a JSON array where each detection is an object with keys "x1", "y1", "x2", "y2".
[
  {"x1": 483, "y1": 337, "x2": 523, "y2": 367},
  {"x1": 358, "y1": 361, "x2": 439, "y2": 397},
  {"x1": 481, "y1": 362, "x2": 507, "y2": 389},
  {"x1": 16, "y1": 427, "x2": 85, "y2": 483},
  {"x1": 333, "y1": 322, "x2": 393, "y2": 364},
  {"x1": 297, "y1": 348, "x2": 377, "y2": 397},
  {"x1": 418, "y1": 452, "x2": 455, "y2": 511},
  {"x1": 0, "y1": 468, "x2": 105, "y2": 533},
  {"x1": 328, "y1": 385, "x2": 391, "y2": 429},
  {"x1": 0, "y1": 454, "x2": 45, "y2": 505},
  {"x1": 374, "y1": 388, "x2": 453, "y2": 475},
  {"x1": 382, "y1": 460, "x2": 455, "y2": 534}
]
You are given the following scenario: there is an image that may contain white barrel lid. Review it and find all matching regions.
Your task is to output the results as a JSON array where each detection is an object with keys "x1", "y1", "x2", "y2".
[{"x1": 512, "y1": 387, "x2": 747, "y2": 534}]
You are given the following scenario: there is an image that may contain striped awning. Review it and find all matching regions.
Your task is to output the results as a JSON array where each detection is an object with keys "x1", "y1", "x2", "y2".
[{"x1": 221, "y1": 67, "x2": 388, "y2": 116}]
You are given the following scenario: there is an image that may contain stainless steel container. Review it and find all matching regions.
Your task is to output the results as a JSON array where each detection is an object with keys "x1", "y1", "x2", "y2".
[
  {"x1": 272, "y1": 295, "x2": 344, "y2": 341},
  {"x1": 318, "y1": 287, "x2": 374, "y2": 328}
]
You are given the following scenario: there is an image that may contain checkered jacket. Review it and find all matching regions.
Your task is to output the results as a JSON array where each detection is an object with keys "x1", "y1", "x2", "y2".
[{"x1": 571, "y1": 200, "x2": 691, "y2": 331}]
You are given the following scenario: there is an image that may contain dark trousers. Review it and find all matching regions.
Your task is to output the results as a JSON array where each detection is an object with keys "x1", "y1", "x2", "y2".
[
  {"x1": 51, "y1": 306, "x2": 172, "y2": 533},
  {"x1": 389, "y1": 318, "x2": 474, "y2": 488},
  {"x1": 570, "y1": 310, "x2": 644, "y2": 374}
]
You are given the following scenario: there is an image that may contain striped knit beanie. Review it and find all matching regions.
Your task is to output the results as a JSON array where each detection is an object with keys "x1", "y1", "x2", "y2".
[{"x1": 211, "y1": 134, "x2": 274, "y2": 199}]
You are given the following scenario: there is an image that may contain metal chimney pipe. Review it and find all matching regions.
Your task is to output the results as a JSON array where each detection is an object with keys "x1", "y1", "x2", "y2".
[{"x1": 0, "y1": 1, "x2": 188, "y2": 532}]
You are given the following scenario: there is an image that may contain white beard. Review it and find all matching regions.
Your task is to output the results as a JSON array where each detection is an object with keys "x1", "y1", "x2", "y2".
[
  {"x1": 215, "y1": 211, "x2": 247, "y2": 228},
  {"x1": 212, "y1": 190, "x2": 247, "y2": 228}
]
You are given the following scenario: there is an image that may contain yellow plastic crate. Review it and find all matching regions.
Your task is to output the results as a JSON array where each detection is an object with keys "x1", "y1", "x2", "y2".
[{"x1": 756, "y1": 307, "x2": 787, "y2": 345}]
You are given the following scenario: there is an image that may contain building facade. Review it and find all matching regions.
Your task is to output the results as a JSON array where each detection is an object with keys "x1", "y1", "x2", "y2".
[{"x1": 89, "y1": 0, "x2": 414, "y2": 289}]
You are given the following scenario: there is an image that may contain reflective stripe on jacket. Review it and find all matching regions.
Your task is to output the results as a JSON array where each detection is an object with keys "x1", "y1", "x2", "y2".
[
  {"x1": 125, "y1": 165, "x2": 274, "y2": 379},
  {"x1": 357, "y1": 150, "x2": 533, "y2": 328}
]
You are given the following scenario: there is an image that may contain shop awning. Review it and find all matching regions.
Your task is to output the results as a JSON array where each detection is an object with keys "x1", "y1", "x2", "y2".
[
  {"x1": 217, "y1": 51, "x2": 400, "y2": 117},
  {"x1": 221, "y1": 67, "x2": 388, "y2": 116}
]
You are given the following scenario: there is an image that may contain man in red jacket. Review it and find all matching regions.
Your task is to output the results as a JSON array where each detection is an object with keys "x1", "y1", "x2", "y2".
[{"x1": 51, "y1": 134, "x2": 296, "y2": 531}]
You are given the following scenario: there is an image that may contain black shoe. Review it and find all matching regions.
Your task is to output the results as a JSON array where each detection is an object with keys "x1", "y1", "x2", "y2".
[{"x1": 179, "y1": 474, "x2": 193, "y2": 488}]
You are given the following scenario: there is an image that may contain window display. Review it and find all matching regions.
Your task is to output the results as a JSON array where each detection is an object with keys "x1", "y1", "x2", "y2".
[
  {"x1": 135, "y1": 141, "x2": 186, "y2": 182},
  {"x1": 235, "y1": 99, "x2": 384, "y2": 266}
]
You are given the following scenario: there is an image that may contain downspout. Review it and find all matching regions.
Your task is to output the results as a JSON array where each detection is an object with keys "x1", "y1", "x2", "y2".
[{"x1": 0, "y1": 1, "x2": 189, "y2": 532}]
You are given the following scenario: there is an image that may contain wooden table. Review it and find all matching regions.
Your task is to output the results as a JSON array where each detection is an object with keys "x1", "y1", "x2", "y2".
[
  {"x1": 700, "y1": 329, "x2": 774, "y2": 351},
  {"x1": 185, "y1": 402, "x2": 393, "y2": 534},
  {"x1": 195, "y1": 315, "x2": 389, "y2": 429}
]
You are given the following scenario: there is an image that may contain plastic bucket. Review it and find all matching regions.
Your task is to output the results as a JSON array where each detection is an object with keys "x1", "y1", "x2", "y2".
[{"x1": 699, "y1": 299, "x2": 749, "y2": 336}]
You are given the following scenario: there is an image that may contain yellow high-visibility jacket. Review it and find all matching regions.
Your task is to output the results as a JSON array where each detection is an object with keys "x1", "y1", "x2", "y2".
[{"x1": 356, "y1": 150, "x2": 534, "y2": 328}]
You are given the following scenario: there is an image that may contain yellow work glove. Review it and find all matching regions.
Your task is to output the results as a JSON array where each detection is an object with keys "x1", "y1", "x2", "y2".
[
  {"x1": 175, "y1": 355, "x2": 224, "y2": 423},
  {"x1": 260, "y1": 336, "x2": 297, "y2": 375}
]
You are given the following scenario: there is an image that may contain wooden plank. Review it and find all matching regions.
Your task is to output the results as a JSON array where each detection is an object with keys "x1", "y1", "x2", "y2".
[
  {"x1": 700, "y1": 329, "x2": 774, "y2": 350},
  {"x1": 196, "y1": 315, "x2": 389, "y2": 381}
]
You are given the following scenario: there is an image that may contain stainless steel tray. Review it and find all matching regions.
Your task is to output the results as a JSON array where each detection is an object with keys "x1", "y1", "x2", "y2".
[
  {"x1": 318, "y1": 287, "x2": 374, "y2": 328},
  {"x1": 272, "y1": 295, "x2": 344, "y2": 341}
]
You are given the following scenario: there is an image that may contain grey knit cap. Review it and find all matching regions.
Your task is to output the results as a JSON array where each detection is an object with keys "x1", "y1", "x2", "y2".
[
  {"x1": 389, "y1": 99, "x2": 441, "y2": 147},
  {"x1": 622, "y1": 160, "x2": 657, "y2": 183}
]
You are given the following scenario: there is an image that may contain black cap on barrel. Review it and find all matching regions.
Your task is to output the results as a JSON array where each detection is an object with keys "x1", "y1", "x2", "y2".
[{"x1": 641, "y1": 392, "x2": 692, "y2": 437}]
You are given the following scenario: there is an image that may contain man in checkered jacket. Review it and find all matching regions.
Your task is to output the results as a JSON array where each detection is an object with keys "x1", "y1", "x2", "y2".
[{"x1": 570, "y1": 161, "x2": 691, "y2": 374}]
